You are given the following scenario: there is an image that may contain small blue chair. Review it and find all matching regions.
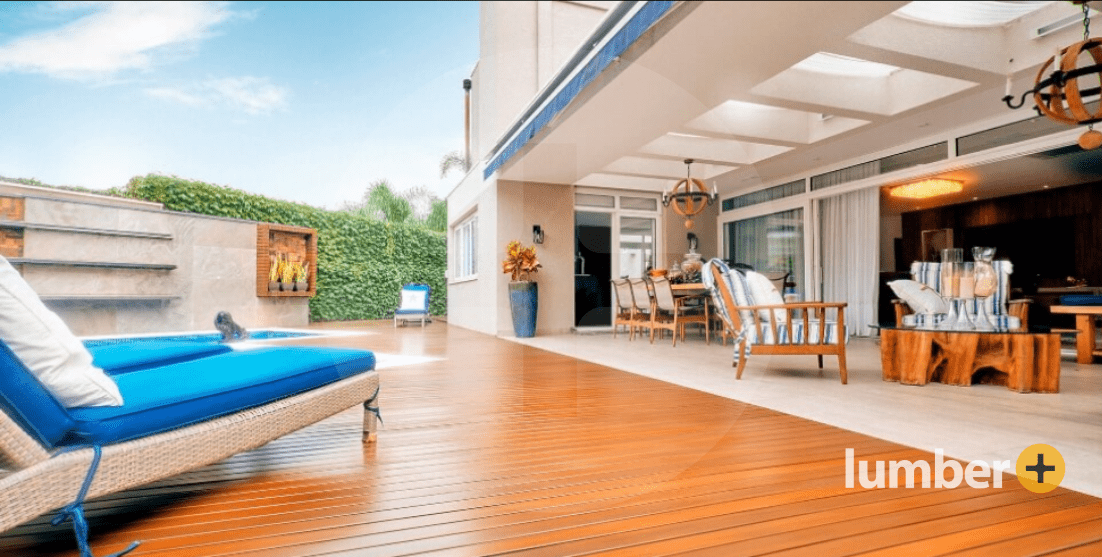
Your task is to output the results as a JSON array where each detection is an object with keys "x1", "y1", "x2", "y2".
[{"x1": 392, "y1": 283, "x2": 431, "y2": 327}]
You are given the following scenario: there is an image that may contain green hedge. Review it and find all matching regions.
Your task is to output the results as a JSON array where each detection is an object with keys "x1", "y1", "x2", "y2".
[{"x1": 120, "y1": 174, "x2": 446, "y2": 321}]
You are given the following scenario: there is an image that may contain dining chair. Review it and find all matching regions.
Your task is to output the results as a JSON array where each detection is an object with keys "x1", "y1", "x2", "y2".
[
  {"x1": 611, "y1": 278, "x2": 636, "y2": 339},
  {"x1": 650, "y1": 275, "x2": 709, "y2": 346},
  {"x1": 628, "y1": 278, "x2": 653, "y2": 341}
]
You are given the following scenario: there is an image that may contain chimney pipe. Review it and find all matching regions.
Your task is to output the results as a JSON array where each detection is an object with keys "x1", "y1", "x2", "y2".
[{"x1": 463, "y1": 78, "x2": 472, "y2": 170}]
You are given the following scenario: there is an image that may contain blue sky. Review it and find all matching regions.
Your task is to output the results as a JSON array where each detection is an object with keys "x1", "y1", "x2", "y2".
[{"x1": 0, "y1": 1, "x2": 479, "y2": 208}]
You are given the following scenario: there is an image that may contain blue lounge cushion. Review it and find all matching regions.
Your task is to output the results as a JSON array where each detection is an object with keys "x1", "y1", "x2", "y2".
[
  {"x1": 87, "y1": 341, "x2": 233, "y2": 374},
  {"x1": 1059, "y1": 295, "x2": 1102, "y2": 306},
  {"x1": 0, "y1": 340, "x2": 75, "y2": 448},
  {"x1": 62, "y1": 347, "x2": 376, "y2": 446}
]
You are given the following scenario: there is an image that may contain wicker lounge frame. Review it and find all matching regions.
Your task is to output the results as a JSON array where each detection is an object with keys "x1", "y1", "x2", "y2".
[{"x1": 0, "y1": 369, "x2": 379, "y2": 533}]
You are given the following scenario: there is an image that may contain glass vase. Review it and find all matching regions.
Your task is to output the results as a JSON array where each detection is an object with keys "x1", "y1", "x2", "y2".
[
  {"x1": 972, "y1": 247, "x2": 997, "y2": 330},
  {"x1": 952, "y1": 263, "x2": 975, "y2": 330}
]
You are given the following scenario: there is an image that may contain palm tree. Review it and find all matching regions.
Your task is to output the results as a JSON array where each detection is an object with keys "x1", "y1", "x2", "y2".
[
  {"x1": 425, "y1": 199, "x2": 446, "y2": 232},
  {"x1": 439, "y1": 150, "x2": 470, "y2": 178},
  {"x1": 345, "y1": 179, "x2": 412, "y2": 223}
]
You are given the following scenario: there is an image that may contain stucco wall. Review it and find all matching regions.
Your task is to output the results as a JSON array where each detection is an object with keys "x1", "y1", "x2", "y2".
[
  {"x1": 446, "y1": 169, "x2": 499, "y2": 336},
  {"x1": 475, "y1": 1, "x2": 611, "y2": 162},
  {"x1": 496, "y1": 180, "x2": 574, "y2": 336},
  {"x1": 3, "y1": 183, "x2": 308, "y2": 336}
]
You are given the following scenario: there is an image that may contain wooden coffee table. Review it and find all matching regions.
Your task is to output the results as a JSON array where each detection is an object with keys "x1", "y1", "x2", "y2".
[{"x1": 873, "y1": 325, "x2": 1063, "y2": 393}]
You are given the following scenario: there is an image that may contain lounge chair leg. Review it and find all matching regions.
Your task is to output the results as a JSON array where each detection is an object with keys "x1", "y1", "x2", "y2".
[
  {"x1": 363, "y1": 395, "x2": 379, "y2": 444},
  {"x1": 736, "y1": 342, "x2": 748, "y2": 379},
  {"x1": 817, "y1": 355, "x2": 824, "y2": 369},
  {"x1": 838, "y1": 350, "x2": 848, "y2": 385}
]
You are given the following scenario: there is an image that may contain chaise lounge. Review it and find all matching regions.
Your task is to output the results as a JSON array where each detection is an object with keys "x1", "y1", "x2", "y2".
[{"x1": 0, "y1": 256, "x2": 379, "y2": 553}]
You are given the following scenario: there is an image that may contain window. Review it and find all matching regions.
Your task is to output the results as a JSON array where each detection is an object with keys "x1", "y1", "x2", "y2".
[
  {"x1": 724, "y1": 208, "x2": 804, "y2": 289},
  {"x1": 453, "y1": 215, "x2": 477, "y2": 281},
  {"x1": 722, "y1": 179, "x2": 805, "y2": 211},
  {"x1": 575, "y1": 193, "x2": 615, "y2": 208}
]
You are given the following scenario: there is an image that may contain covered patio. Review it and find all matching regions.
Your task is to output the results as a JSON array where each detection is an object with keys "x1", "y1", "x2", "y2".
[{"x1": 3, "y1": 321, "x2": 1100, "y2": 556}]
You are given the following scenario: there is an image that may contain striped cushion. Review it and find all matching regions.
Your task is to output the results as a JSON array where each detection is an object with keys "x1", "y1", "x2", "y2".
[
  {"x1": 902, "y1": 313, "x2": 1021, "y2": 329},
  {"x1": 703, "y1": 259, "x2": 754, "y2": 330},
  {"x1": 743, "y1": 320, "x2": 846, "y2": 346},
  {"x1": 909, "y1": 260, "x2": 1013, "y2": 317}
]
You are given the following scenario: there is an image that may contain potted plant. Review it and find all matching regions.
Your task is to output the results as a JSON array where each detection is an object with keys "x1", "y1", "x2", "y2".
[
  {"x1": 279, "y1": 257, "x2": 296, "y2": 291},
  {"x1": 268, "y1": 255, "x2": 281, "y2": 292},
  {"x1": 502, "y1": 240, "x2": 541, "y2": 337},
  {"x1": 294, "y1": 262, "x2": 309, "y2": 292}
]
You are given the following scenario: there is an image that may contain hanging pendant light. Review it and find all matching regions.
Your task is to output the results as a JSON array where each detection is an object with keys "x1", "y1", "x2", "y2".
[
  {"x1": 661, "y1": 159, "x2": 717, "y2": 229},
  {"x1": 1003, "y1": 1, "x2": 1102, "y2": 149}
]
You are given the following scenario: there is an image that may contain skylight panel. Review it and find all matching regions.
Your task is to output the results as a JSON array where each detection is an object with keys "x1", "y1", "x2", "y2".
[
  {"x1": 894, "y1": 1, "x2": 1051, "y2": 28},
  {"x1": 793, "y1": 53, "x2": 900, "y2": 78}
]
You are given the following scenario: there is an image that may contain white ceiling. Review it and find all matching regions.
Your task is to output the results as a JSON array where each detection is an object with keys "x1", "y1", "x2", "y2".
[{"x1": 497, "y1": 1, "x2": 1102, "y2": 207}]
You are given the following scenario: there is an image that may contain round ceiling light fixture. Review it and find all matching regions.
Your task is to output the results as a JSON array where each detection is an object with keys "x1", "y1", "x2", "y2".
[
  {"x1": 1003, "y1": 1, "x2": 1102, "y2": 149},
  {"x1": 890, "y1": 178, "x2": 964, "y2": 199},
  {"x1": 661, "y1": 159, "x2": 717, "y2": 229}
]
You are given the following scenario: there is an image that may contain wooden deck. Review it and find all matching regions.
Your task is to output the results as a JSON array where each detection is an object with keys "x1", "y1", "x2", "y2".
[{"x1": 2, "y1": 321, "x2": 1101, "y2": 556}]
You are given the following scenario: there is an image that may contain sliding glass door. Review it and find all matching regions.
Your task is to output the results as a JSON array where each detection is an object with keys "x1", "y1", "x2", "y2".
[
  {"x1": 574, "y1": 192, "x2": 660, "y2": 328},
  {"x1": 618, "y1": 216, "x2": 656, "y2": 279},
  {"x1": 724, "y1": 207, "x2": 804, "y2": 291}
]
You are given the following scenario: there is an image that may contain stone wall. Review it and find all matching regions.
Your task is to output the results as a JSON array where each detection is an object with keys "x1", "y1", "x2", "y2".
[{"x1": 0, "y1": 181, "x2": 309, "y2": 336}]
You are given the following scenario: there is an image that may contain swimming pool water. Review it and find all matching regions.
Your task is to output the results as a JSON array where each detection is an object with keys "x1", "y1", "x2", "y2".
[{"x1": 83, "y1": 330, "x2": 317, "y2": 348}]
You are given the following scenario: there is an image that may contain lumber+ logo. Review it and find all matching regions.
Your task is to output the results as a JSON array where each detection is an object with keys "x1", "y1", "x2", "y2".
[{"x1": 845, "y1": 445, "x2": 1065, "y2": 491}]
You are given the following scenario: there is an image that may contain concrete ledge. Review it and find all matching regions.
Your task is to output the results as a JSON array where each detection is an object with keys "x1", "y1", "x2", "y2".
[
  {"x1": 0, "y1": 220, "x2": 173, "y2": 240},
  {"x1": 8, "y1": 258, "x2": 176, "y2": 270}
]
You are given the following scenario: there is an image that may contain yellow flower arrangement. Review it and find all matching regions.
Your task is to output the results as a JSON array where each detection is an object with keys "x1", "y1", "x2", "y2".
[
  {"x1": 294, "y1": 262, "x2": 309, "y2": 283},
  {"x1": 502, "y1": 240, "x2": 541, "y2": 282},
  {"x1": 280, "y1": 258, "x2": 296, "y2": 283},
  {"x1": 269, "y1": 255, "x2": 281, "y2": 282}
]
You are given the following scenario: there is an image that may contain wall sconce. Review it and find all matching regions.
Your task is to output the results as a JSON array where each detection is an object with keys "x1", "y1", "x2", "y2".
[{"x1": 532, "y1": 224, "x2": 544, "y2": 244}]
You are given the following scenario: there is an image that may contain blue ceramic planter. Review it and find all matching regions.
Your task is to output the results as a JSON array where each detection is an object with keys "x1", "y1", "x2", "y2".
[{"x1": 509, "y1": 281, "x2": 538, "y2": 337}]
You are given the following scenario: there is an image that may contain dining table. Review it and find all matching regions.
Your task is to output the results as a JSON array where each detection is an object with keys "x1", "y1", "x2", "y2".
[
  {"x1": 671, "y1": 282, "x2": 709, "y2": 296},
  {"x1": 1050, "y1": 304, "x2": 1102, "y2": 364}
]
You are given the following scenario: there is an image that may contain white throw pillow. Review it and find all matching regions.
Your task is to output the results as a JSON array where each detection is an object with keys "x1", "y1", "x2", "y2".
[
  {"x1": 745, "y1": 271, "x2": 788, "y2": 323},
  {"x1": 888, "y1": 279, "x2": 948, "y2": 315},
  {"x1": 0, "y1": 256, "x2": 123, "y2": 407},
  {"x1": 400, "y1": 289, "x2": 426, "y2": 311}
]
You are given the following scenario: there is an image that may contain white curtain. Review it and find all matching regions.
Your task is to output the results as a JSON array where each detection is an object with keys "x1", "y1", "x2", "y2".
[{"x1": 820, "y1": 188, "x2": 879, "y2": 337}]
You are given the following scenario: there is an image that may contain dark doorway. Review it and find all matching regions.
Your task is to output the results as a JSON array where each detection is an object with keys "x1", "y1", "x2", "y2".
[{"x1": 575, "y1": 211, "x2": 612, "y2": 327}]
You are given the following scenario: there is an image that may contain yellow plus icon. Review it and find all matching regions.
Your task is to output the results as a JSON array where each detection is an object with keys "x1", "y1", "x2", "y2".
[{"x1": 1016, "y1": 444, "x2": 1065, "y2": 494}]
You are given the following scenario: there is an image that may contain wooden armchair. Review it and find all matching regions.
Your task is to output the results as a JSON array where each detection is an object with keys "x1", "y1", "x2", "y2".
[
  {"x1": 893, "y1": 261, "x2": 1029, "y2": 329},
  {"x1": 705, "y1": 260, "x2": 848, "y2": 384}
]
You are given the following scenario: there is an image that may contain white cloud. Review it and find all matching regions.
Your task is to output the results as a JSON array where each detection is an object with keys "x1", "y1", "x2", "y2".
[
  {"x1": 0, "y1": 1, "x2": 234, "y2": 79},
  {"x1": 206, "y1": 77, "x2": 288, "y2": 115},
  {"x1": 144, "y1": 76, "x2": 289, "y2": 115},
  {"x1": 144, "y1": 86, "x2": 205, "y2": 106}
]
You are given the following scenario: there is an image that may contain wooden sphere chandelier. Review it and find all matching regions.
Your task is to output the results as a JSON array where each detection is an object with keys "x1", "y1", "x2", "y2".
[
  {"x1": 661, "y1": 159, "x2": 717, "y2": 229},
  {"x1": 1003, "y1": 1, "x2": 1102, "y2": 149}
]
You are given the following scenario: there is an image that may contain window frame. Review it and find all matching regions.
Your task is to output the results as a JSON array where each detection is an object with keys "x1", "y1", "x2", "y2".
[{"x1": 452, "y1": 213, "x2": 478, "y2": 283}]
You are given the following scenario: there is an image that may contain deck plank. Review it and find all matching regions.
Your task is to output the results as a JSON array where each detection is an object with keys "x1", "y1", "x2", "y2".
[{"x1": 1, "y1": 322, "x2": 1098, "y2": 557}]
